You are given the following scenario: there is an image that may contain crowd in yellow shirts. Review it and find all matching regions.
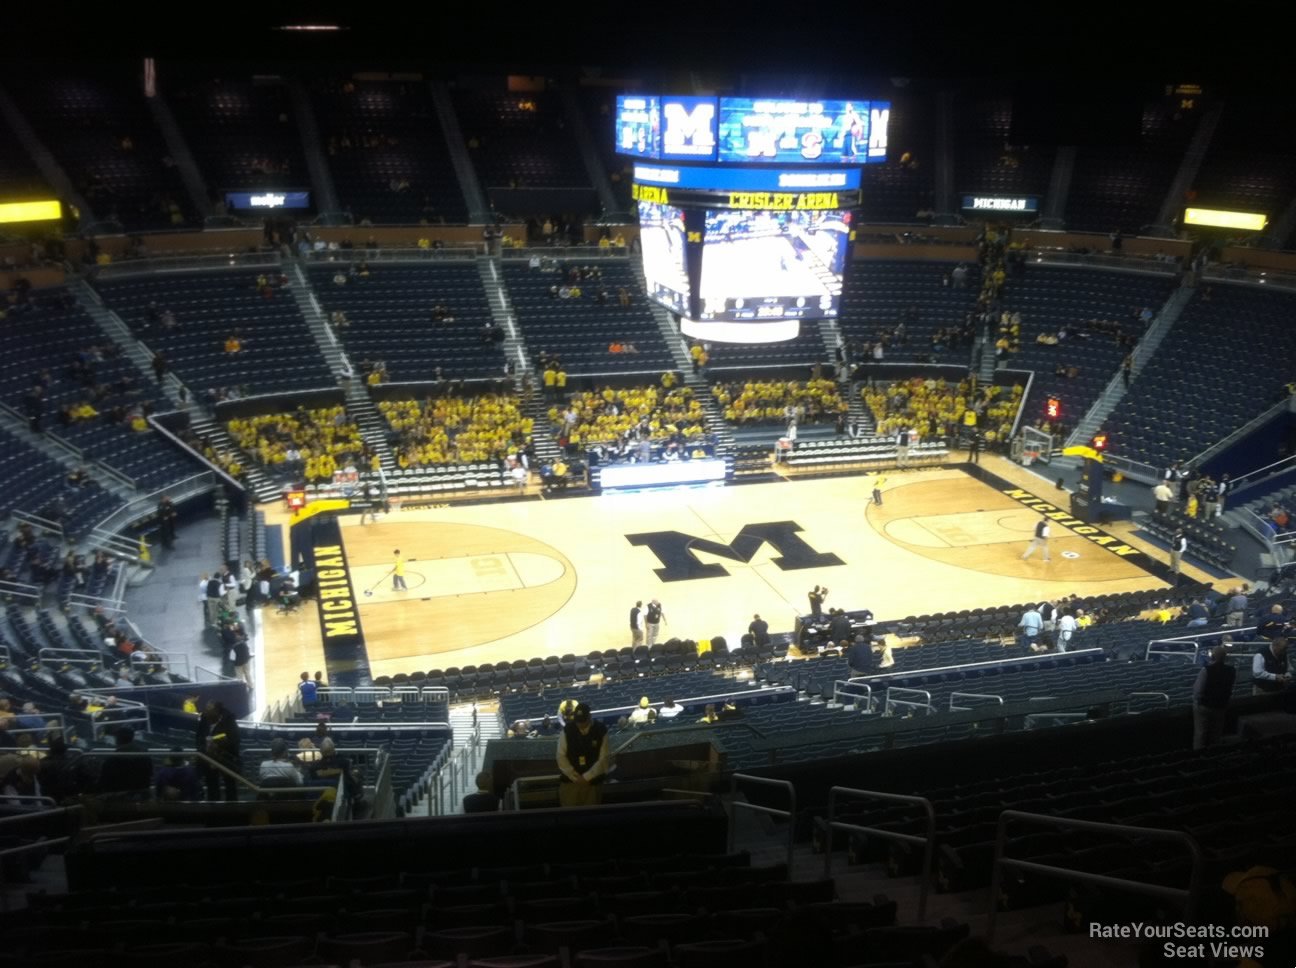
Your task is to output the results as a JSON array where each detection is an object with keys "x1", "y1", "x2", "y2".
[
  {"x1": 555, "y1": 385, "x2": 704, "y2": 445},
  {"x1": 225, "y1": 406, "x2": 365, "y2": 482},
  {"x1": 380, "y1": 394, "x2": 533, "y2": 467},
  {"x1": 711, "y1": 379, "x2": 847, "y2": 425},
  {"x1": 862, "y1": 377, "x2": 1022, "y2": 444}
]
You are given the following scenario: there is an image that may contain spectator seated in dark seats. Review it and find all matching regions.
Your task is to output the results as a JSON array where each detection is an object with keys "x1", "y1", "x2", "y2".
[
  {"x1": 155, "y1": 749, "x2": 201, "y2": 801},
  {"x1": 97, "y1": 726, "x2": 153, "y2": 798},
  {"x1": 258, "y1": 738, "x2": 304, "y2": 789},
  {"x1": 462, "y1": 771, "x2": 501, "y2": 813}
]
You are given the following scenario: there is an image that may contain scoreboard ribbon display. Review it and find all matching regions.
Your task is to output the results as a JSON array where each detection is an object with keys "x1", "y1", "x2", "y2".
[{"x1": 632, "y1": 184, "x2": 856, "y2": 211}]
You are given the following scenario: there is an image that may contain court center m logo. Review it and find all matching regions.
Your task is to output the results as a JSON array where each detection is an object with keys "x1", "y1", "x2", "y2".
[{"x1": 626, "y1": 521, "x2": 844, "y2": 582}]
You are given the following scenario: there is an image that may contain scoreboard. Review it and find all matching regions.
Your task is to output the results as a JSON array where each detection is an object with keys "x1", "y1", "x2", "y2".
[
  {"x1": 617, "y1": 95, "x2": 891, "y2": 165},
  {"x1": 622, "y1": 104, "x2": 873, "y2": 341}
]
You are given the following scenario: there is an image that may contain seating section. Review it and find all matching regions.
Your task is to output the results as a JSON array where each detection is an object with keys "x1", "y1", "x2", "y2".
[
  {"x1": 0, "y1": 433, "x2": 120, "y2": 539},
  {"x1": 381, "y1": 393, "x2": 532, "y2": 469},
  {"x1": 0, "y1": 854, "x2": 949, "y2": 968},
  {"x1": 169, "y1": 77, "x2": 309, "y2": 192},
  {"x1": 862, "y1": 377, "x2": 1021, "y2": 444},
  {"x1": 1191, "y1": 102, "x2": 1296, "y2": 216},
  {"x1": 7, "y1": 72, "x2": 195, "y2": 229},
  {"x1": 823, "y1": 735, "x2": 1296, "y2": 907},
  {"x1": 1065, "y1": 99, "x2": 1198, "y2": 233},
  {"x1": 577, "y1": 85, "x2": 633, "y2": 211},
  {"x1": 703, "y1": 326, "x2": 827, "y2": 368},
  {"x1": 559, "y1": 385, "x2": 705, "y2": 448},
  {"x1": 782, "y1": 436, "x2": 949, "y2": 471},
  {"x1": 996, "y1": 264, "x2": 1178, "y2": 431},
  {"x1": 504, "y1": 261, "x2": 672, "y2": 374},
  {"x1": 307, "y1": 262, "x2": 502, "y2": 380},
  {"x1": 239, "y1": 720, "x2": 452, "y2": 818},
  {"x1": 713, "y1": 379, "x2": 847, "y2": 427},
  {"x1": 225, "y1": 405, "x2": 365, "y2": 484},
  {"x1": 453, "y1": 87, "x2": 591, "y2": 190},
  {"x1": 1, "y1": 292, "x2": 202, "y2": 488},
  {"x1": 838, "y1": 261, "x2": 981, "y2": 364},
  {"x1": 1142, "y1": 508, "x2": 1237, "y2": 571},
  {"x1": 857, "y1": 95, "x2": 934, "y2": 223},
  {"x1": 93, "y1": 270, "x2": 333, "y2": 394},
  {"x1": 953, "y1": 95, "x2": 1055, "y2": 200},
  {"x1": 1101, "y1": 283, "x2": 1296, "y2": 467},
  {"x1": 312, "y1": 77, "x2": 468, "y2": 223}
]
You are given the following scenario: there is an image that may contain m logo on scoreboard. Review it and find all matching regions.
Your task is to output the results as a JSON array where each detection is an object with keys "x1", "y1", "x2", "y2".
[
  {"x1": 626, "y1": 520, "x2": 844, "y2": 582},
  {"x1": 662, "y1": 99, "x2": 717, "y2": 158}
]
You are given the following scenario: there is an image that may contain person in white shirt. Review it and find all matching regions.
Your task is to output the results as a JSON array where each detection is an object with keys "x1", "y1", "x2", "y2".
[
  {"x1": 656, "y1": 699, "x2": 682, "y2": 720},
  {"x1": 1152, "y1": 480, "x2": 1174, "y2": 514},
  {"x1": 628, "y1": 697, "x2": 653, "y2": 725},
  {"x1": 1055, "y1": 611, "x2": 1078, "y2": 653}
]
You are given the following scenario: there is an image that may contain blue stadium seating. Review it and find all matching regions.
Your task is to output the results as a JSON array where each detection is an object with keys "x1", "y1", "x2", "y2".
[
  {"x1": 953, "y1": 95, "x2": 1055, "y2": 200},
  {"x1": 92, "y1": 270, "x2": 334, "y2": 394},
  {"x1": 7, "y1": 72, "x2": 196, "y2": 230},
  {"x1": 311, "y1": 77, "x2": 468, "y2": 224},
  {"x1": 1101, "y1": 282, "x2": 1296, "y2": 467},
  {"x1": 997, "y1": 264, "x2": 1178, "y2": 428},
  {"x1": 1, "y1": 293, "x2": 202, "y2": 488},
  {"x1": 452, "y1": 87, "x2": 592, "y2": 192},
  {"x1": 502, "y1": 261, "x2": 672, "y2": 374},
  {"x1": 305, "y1": 262, "x2": 503, "y2": 380},
  {"x1": 837, "y1": 260, "x2": 980, "y2": 362},
  {"x1": 168, "y1": 76, "x2": 309, "y2": 193},
  {"x1": 1066, "y1": 99, "x2": 1198, "y2": 233}
]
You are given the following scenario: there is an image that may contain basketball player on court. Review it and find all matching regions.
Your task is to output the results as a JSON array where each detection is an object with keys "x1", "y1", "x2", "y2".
[
  {"x1": 871, "y1": 472, "x2": 886, "y2": 506},
  {"x1": 392, "y1": 549, "x2": 408, "y2": 590},
  {"x1": 1021, "y1": 518, "x2": 1051, "y2": 562}
]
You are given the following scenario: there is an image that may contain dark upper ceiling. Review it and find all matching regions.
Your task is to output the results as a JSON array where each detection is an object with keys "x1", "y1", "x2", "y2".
[{"x1": 10, "y1": 1, "x2": 1289, "y2": 95}]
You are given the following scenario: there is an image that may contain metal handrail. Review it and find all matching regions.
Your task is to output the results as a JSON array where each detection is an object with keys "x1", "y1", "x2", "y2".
[
  {"x1": 0, "y1": 579, "x2": 41, "y2": 604},
  {"x1": 304, "y1": 247, "x2": 479, "y2": 263},
  {"x1": 844, "y1": 647, "x2": 1106, "y2": 687},
  {"x1": 129, "y1": 649, "x2": 191, "y2": 678},
  {"x1": 824, "y1": 787, "x2": 936, "y2": 920},
  {"x1": 93, "y1": 251, "x2": 282, "y2": 279},
  {"x1": 1146, "y1": 626, "x2": 1258, "y2": 663},
  {"x1": 985, "y1": 810, "x2": 1204, "y2": 942},
  {"x1": 591, "y1": 686, "x2": 795, "y2": 719},
  {"x1": 1129, "y1": 691, "x2": 1171, "y2": 708},
  {"x1": 885, "y1": 687, "x2": 934, "y2": 716},
  {"x1": 68, "y1": 591, "x2": 128, "y2": 614},
  {"x1": 729, "y1": 773, "x2": 796, "y2": 869},
  {"x1": 80, "y1": 748, "x2": 362, "y2": 803},
  {"x1": 831, "y1": 680, "x2": 873, "y2": 710},
  {"x1": 948, "y1": 692, "x2": 1005, "y2": 712},
  {"x1": 1023, "y1": 712, "x2": 1090, "y2": 729},
  {"x1": 37, "y1": 647, "x2": 106, "y2": 668},
  {"x1": 500, "y1": 246, "x2": 629, "y2": 261},
  {"x1": 1228, "y1": 452, "x2": 1296, "y2": 494}
]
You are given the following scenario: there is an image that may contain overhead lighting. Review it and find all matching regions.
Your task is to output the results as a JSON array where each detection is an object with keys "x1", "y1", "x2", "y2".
[{"x1": 276, "y1": 24, "x2": 345, "y2": 31}]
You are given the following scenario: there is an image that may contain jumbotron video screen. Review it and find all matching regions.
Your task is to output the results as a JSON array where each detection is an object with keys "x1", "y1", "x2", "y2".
[
  {"x1": 637, "y1": 199, "x2": 690, "y2": 316},
  {"x1": 698, "y1": 208, "x2": 851, "y2": 322}
]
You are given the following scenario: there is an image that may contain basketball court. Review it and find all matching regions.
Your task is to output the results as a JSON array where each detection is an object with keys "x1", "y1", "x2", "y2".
[{"x1": 256, "y1": 457, "x2": 1220, "y2": 712}]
